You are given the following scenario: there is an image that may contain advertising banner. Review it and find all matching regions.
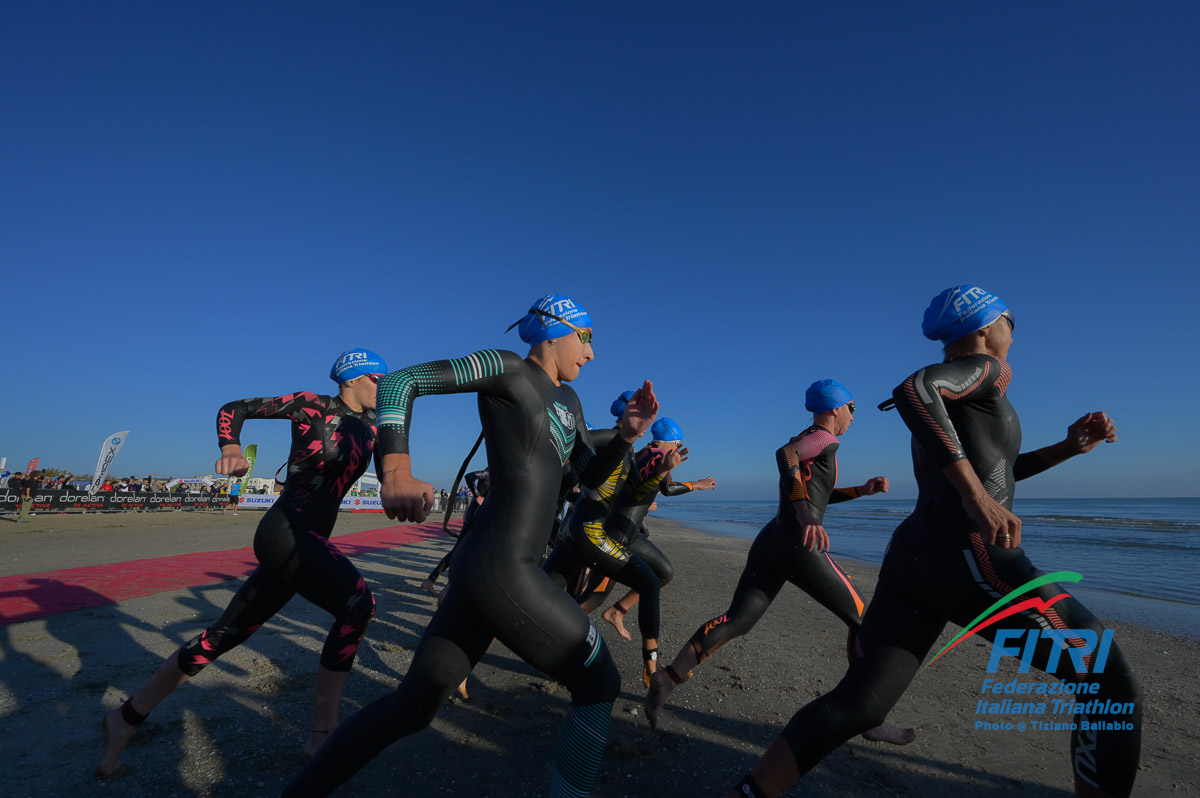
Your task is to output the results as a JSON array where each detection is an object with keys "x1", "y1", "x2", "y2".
[
  {"x1": 26, "y1": 457, "x2": 40, "y2": 476},
  {"x1": 187, "y1": 494, "x2": 384, "y2": 512},
  {"x1": 0, "y1": 489, "x2": 225, "y2": 512},
  {"x1": 0, "y1": 490, "x2": 383, "y2": 514},
  {"x1": 88, "y1": 431, "x2": 131, "y2": 495}
]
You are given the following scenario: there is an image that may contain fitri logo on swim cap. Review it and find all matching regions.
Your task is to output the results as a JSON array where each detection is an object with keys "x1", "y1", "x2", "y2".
[{"x1": 952, "y1": 286, "x2": 995, "y2": 317}]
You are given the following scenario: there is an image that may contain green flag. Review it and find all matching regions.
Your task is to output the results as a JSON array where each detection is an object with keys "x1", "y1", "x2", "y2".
[{"x1": 239, "y1": 444, "x2": 258, "y2": 490}]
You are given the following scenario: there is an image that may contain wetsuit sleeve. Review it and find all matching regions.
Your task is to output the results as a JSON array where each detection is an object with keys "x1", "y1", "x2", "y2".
[
  {"x1": 216, "y1": 392, "x2": 325, "y2": 447},
  {"x1": 829, "y1": 485, "x2": 862, "y2": 504},
  {"x1": 627, "y1": 448, "x2": 672, "y2": 499},
  {"x1": 374, "y1": 350, "x2": 518, "y2": 458},
  {"x1": 778, "y1": 431, "x2": 839, "y2": 526},
  {"x1": 659, "y1": 480, "x2": 693, "y2": 497},
  {"x1": 570, "y1": 411, "x2": 632, "y2": 490},
  {"x1": 1013, "y1": 451, "x2": 1054, "y2": 481},
  {"x1": 891, "y1": 356, "x2": 1009, "y2": 469}
]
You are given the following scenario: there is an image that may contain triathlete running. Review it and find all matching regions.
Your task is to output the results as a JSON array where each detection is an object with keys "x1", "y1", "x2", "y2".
[
  {"x1": 97, "y1": 348, "x2": 388, "y2": 779},
  {"x1": 723, "y1": 286, "x2": 1141, "y2": 798},
  {"x1": 645, "y1": 382, "x2": 909, "y2": 746},
  {"x1": 278, "y1": 295, "x2": 657, "y2": 798},
  {"x1": 590, "y1": 419, "x2": 716, "y2": 683},
  {"x1": 547, "y1": 416, "x2": 709, "y2": 686}
]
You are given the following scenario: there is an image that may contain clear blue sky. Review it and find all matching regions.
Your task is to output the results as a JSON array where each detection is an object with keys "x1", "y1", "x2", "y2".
[{"x1": 3, "y1": 3, "x2": 1197, "y2": 498}]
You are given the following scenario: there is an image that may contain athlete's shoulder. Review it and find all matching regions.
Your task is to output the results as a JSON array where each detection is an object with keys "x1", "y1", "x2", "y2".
[
  {"x1": 634, "y1": 446, "x2": 667, "y2": 480},
  {"x1": 906, "y1": 354, "x2": 1010, "y2": 399},
  {"x1": 777, "y1": 427, "x2": 837, "y2": 467}
]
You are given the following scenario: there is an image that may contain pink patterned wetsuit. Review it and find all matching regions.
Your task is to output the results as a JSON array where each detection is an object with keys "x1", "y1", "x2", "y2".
[{"x1": 177, "y1": 392, "x2": 377, "y2": 676}]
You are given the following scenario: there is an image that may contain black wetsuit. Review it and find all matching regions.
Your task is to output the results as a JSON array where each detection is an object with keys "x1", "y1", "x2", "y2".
[
  {"x1": 685, "y1": 426, "x2": 867, "y2": 666},
  {"x1": 547, "y1": 445, "x2": 686, "y2": 640},
  {"x1": 282, "y1": 350, "x2": 631, "y2": 798},
  {"x1": 543, "y1": 427, "x2": 635, "y2": 598},
  {"x1": 773, "y1": 355, "x2": 1141, "y2": 797},
  {"x1": 177, "y1": 392, "x2": 376, "y2": 677}
]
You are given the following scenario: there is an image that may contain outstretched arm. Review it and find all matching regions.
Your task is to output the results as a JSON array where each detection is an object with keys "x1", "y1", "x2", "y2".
[
  {"x1": 376, "y1": 350, "x2": 519, "y2": 522},
  {"x1": 661, "y1": 475, "x2": 716, "y2": 496},
  {"x1": 829, "y1": 475, "x2": 889, "y2": 504},
  {"x1": 1014, "y1": 412, "x2": 1118, "y2": 481},
  {"x1": 214, "y1": 392, "x2": 321, "y2": 476}
]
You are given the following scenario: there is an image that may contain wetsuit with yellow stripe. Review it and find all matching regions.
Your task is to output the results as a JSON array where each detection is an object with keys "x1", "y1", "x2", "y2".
[
  {"x1": 548, "y1": 445, "x2": 678, "y2": 640},
  {"x1": 683, "y1": 426, "x2": 868, "y2": 664},
  {"x1": 542, "y1": 427, "x2": 634, "y2": 598}
]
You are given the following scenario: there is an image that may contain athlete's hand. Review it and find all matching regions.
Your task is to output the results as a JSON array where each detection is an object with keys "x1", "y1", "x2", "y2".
[
  {"x1": 693, "y1": 477, "x2": 717, "y2": 491},
  {"x1": 661, "y1": 446, "x2": 688, "y2": 473},
  {"x1": 801, "y1": 524, "x2": 830, "y2": 552},
  {"x1": 380, "y1": 472, "x2": 434, "y2": 522},
  {"x1": 964, "y1": 493, "x2": 1022, "y2": 548},
  {"x1": 619, "y1": 380, "x2": 658, "y2": 442},
  {"x1": 215, "y1": 446, "x2": 250, "y2": 477},
  {"x1": 1065, "y1": 412, "x2": 1118, "y2": 455},
  {"x1": 860, "y1": 476, "x2": 889, "y2": 495}
]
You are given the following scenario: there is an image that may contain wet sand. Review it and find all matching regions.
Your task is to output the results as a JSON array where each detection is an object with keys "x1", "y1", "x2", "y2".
[{"x1": 1, "y1": 511, "x2": 1196, "y2": 796}]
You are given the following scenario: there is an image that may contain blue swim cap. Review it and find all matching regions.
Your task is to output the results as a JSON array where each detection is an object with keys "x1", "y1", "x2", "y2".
[
  {"x1": 513, "y1": 294, "x2": 592, "y2": 345},
  {"x1": 805, "y1": 379, "x2": 853, "y2": 414},
  {"x1": 330, "y1": 348, "x2": 388, "y2": 383},
  {"x1": 651, "y1": 417, "x2": 682, "y2": 443},
  {"x1": 610, "y1": 390, "x2": 636, "y2": 419},
  {"x1": 922, "y1": 285, "x2": 1009, "y2": 344}
]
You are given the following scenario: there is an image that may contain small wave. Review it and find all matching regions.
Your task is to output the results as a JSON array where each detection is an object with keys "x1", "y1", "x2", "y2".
[{"x1": 1021, "y1": 515, "x2": 1200, "y2": 532}]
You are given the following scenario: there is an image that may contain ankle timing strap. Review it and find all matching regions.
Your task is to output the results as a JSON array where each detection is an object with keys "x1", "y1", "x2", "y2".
[
  {"x1": 734, "y1": 772, "x2": 769, "y2": 798},
  {"x1": 120, "y1": 697, "x2": 148, "y2": 727},
  {"x1": 642, "y1": 647, "x2": 658, "y2": 663}
]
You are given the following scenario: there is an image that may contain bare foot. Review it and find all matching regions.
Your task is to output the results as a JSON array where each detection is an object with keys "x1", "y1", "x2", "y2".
[
  {"x1": 420, "y1": 579, "x2": 440, "y2": 599},
  {"x1": 97, "y1": 708, "x2": 136, "y2": 779},
  {"x1": 457, "y1": 678, "x2": 469, "y2": 700},
  {"x1": 302, "y1": 728, "x2": 333, "y2": 758},
  {"x1": 644, "y1": 670, "x2": 674, "y2": 730},
  {"x1": 601, "y1": 606, "x2": 632, "y2": 641},
  {"x1": 861, "y1": 720, "x2": 916, "y2": 745}
]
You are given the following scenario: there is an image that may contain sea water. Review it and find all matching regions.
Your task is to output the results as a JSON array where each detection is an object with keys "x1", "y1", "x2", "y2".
[{"x1": 652, "y1": 497, "x2": 1200, "y2": 639}]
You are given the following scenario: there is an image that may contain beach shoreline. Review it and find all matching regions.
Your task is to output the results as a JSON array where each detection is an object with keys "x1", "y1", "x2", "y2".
[{"x1": 1, "y1": 512, "x2": 1196, "y2": 796}]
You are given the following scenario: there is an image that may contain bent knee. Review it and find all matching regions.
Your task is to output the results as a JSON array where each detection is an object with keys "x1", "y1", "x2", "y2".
[{"x1": 567, "y1": 645, "x2": 620, "y2": 705}]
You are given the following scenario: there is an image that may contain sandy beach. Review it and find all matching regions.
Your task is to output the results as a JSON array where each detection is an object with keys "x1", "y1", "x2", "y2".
[{"x1": 1, "y1": 510, "x2": 1196, "y2": 797}]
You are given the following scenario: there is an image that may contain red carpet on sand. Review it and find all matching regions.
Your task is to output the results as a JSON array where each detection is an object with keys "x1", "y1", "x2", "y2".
[{"x1": 0, "y1": 521, "x2": 457, "y2": 626}]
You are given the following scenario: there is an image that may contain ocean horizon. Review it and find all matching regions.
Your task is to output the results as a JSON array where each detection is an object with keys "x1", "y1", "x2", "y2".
[{"x1": 651, "y1": 497, "x2": 1200, "y2": 640}]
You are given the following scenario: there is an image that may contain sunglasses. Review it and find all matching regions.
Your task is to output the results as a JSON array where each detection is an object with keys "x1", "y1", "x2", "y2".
[
  {"x1": 366, "y1": 374, "x2": 383, "y2": 384},
  {"x1": 1001, "y1": 310, "x2": 1015, "y2": 331},
  {"x1": 846, "y1": 402, "x2": 856, "y2": 415},
  {"x1": 506, "y1": 308, "x2": 593, "y2": 344}
]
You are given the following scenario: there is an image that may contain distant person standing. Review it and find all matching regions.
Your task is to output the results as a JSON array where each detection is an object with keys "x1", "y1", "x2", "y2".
[
  {"x1": 6, "y1": 472, "x2": 25, "y2": 520},
  {"x1": 227, "y1": 480, "x2": 242, "y2": 515},
  {"x1": 18, "y1": 471, "x2": 39, "y2": 522}
]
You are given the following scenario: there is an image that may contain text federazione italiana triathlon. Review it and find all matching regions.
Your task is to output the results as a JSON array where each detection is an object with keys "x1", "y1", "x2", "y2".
[{"x1": 972, "y1": 678, "x2": 1136, "y2": 732}]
